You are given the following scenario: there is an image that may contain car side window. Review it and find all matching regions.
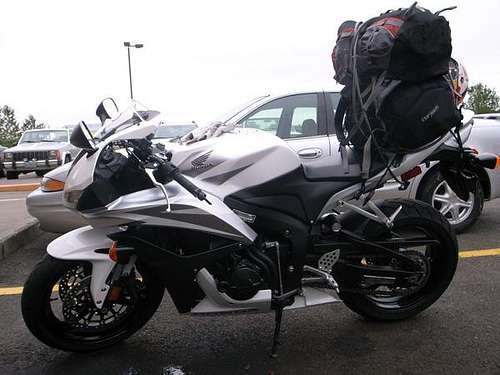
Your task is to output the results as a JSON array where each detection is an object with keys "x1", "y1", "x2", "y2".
[
  {"x1": 240, "y1": 93, "x2": 324, "y2": 139},
  {"x1": 289, "y1": 105, "x2": 318, "y2": 138}
]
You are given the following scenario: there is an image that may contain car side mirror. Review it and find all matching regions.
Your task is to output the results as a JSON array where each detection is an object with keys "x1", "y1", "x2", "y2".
[{"x1": 96, "y1": 98, "x2": 119, "y2": 125}]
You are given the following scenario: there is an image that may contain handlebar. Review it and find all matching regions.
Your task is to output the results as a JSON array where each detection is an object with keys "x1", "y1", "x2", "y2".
[
  {"x1": 126, "y1": 140, "x2": 211, "y2": 205},
  {"x1": 155, "y1": 162, "x2": 209, "y2": 203}
]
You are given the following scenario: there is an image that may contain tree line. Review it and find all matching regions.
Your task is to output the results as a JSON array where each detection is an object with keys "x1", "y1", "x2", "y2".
[
  {"x1": 0, "y1": 105, "x2": 46, "y2": 147},
  {"x1": 465, "y1": 83, "x2": 500, "y2": 115}
]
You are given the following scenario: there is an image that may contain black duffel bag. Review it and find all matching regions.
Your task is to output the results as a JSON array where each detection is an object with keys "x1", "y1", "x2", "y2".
[{"x1": 378, "y1": 77, "x2": 462, "y2": 150}]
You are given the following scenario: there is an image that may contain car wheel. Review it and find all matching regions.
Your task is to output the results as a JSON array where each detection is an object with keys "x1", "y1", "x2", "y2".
[
  {"x1": 418, "y1": 170, "x2": 484, "y2": 233},
  {"x1": 35, "y1": 171, "x2": 48, "y2": 177},
  {"x1": 6, "y1": 171, "x2": 19, "y2": 180}
]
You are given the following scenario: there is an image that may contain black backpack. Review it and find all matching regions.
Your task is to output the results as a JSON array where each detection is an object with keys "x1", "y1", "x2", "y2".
[
  {"x1": 331, "y1": 3, "x2": 462, "y2": 178},
  {"x1": 332, "y1": 4, "x2": 453, "y2": 84}
]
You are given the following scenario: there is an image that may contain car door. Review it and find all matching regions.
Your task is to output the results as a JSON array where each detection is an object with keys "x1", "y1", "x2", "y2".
[{"x1": 239, "y1": 93, "x2": 331, "y2": 175}]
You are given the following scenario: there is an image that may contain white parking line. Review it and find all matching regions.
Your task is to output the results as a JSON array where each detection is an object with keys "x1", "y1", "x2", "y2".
[{"x1": 0, "y1": 198, "x2": 25, "y2": 202}]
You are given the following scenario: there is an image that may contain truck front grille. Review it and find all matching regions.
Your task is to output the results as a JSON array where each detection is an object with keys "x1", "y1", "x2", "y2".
[{"x1": 13, "y1": 151, "x2": 49, "y2": 161}]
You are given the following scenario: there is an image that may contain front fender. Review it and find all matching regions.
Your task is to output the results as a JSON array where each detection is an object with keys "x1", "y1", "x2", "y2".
[{"x1": 47, "y1": 226, "x2": 116, "y2": 308}]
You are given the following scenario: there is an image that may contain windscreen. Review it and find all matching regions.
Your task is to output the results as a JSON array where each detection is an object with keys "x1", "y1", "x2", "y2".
[
  {"x1": 20, "y1": 130, "x2": 68, "y2": 143},
  {"x1": 155, "y1": 125, "x2": 196, "y2": 139}
]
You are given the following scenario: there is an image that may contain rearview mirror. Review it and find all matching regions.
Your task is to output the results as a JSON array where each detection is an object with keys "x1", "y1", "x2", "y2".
[
  {"x1": 70, "y1": 121, "x2": 95, "y2": 151},
  {"x1": 96, "y1": 98, "x2": 119, "y2": 125}
]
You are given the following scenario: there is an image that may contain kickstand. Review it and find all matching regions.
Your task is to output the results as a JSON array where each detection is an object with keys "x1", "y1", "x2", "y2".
[{"x1": 270, "y1": 307, "x2": 283, "y2": 358}]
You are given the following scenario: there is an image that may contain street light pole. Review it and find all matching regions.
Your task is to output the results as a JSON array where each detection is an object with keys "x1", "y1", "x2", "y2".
[{"x1": 123, "y1": 42, "x2": 144, "y2": 100}]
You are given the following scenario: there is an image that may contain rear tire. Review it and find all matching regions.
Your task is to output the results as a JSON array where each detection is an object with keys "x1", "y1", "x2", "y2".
[
  {"x1": 22, "y1": 256, "x2": 164, "y2": 352},
  {"x1": 339, "y1": 199, "x2": 458, "y2": 321},
  {"x1": 6, "y1": 171, "x2": 19, "y2": 180},
  {"x1": 418, "y1": 170, "x2": 483, "y2": 233}
]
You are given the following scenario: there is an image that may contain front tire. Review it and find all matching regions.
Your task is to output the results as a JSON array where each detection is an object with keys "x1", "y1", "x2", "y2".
[
  {"x1": 339, "y1": 199, "x2": 458, "y2": 321},
  {"x1": 22, "y1": 256, "x2": 164, "y2": 352}
]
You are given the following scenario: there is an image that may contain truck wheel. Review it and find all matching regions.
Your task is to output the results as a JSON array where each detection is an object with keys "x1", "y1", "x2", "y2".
[
  {"x1": 418, "y1": 170, "x2": 483, "y2": 233},
  {"x1": 6, "y1": 171, "x2": 19, "y2": 180}
]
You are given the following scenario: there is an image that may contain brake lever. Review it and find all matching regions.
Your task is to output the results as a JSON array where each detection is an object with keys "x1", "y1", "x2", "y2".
[{"x1": 144, "y1": 168, "x2": 171, "y2": 213}]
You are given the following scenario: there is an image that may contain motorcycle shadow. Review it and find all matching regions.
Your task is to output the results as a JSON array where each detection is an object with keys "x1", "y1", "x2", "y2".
[{"x1": 41, "y1": 300, "x2": 440, "y2": 375}]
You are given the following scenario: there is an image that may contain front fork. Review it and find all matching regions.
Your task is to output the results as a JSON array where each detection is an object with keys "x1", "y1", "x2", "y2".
[{"x1": 46, "y1": 226, "x2": 136, "y2": 309}]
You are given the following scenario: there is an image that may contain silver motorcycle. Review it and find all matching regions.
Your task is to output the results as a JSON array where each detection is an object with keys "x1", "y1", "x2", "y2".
[{"x1": 21, "y1": 99, "x2": 498, "y2": 355}]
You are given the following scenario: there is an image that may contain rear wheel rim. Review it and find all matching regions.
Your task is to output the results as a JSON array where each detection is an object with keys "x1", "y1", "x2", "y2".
[
  {"x1": 431, "y1": 180, "x2": 474, "y2": 225},
  {"x1": 366, "y1": 225, "x2": 447, "y2": 310}
]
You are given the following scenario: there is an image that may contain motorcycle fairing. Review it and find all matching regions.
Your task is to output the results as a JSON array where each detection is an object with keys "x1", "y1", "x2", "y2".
[{"x1": 83, "y1": 181, "x2": 258, "y2": 244}]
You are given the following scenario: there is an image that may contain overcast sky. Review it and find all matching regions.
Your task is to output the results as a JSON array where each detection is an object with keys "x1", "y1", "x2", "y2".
[{"x1": 1, "y1": 0, "x2": 499, "y2": 127}]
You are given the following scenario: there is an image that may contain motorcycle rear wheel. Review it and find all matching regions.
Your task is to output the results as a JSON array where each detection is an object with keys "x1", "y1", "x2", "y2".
[
  {"x1": 21, "y1": 255, "x2": 164, "y2": 352},
  {"x1": 339, "y1": 199, "x2": 458, "y2": 321}
]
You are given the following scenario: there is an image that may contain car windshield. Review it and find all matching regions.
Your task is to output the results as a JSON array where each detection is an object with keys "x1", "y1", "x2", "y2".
[
  {"x1": 155, "y1": 124, "x2": 197, "y2": 139},
  {"x1": 20, "y1": 130, "x2": 68, "y2": 143}
]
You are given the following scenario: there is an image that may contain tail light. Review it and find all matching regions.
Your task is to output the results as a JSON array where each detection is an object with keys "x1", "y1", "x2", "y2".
[{"x1": 401, "y1": 166, "x2": 422, "y2": 182}]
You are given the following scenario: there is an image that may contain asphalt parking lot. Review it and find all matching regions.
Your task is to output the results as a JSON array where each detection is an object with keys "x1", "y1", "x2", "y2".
[{"x1": 0, "y1": 201, "x2": 499, "y2": 375}]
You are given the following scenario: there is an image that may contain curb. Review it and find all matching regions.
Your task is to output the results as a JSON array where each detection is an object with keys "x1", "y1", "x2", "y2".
[
  {"x1": 0, "y1": 220, "x2": 41, "y2": 261},
  {"x1": 0, "y1": 183, "x2": 39, "y2": 193}
]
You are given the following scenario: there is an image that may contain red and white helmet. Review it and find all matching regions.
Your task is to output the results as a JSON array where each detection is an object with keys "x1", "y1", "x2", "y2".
[{"x1": 449, "y1": 58, "x2": 469, "y2": 106}]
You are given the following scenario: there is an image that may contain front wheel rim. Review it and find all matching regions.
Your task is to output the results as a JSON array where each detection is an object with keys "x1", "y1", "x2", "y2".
[
  {"x1": 431, "y1": 180, "x2": 474, "y2": 225},
  {"x1": 43, "y1": 262, "x2": 147, "y2": 343}
]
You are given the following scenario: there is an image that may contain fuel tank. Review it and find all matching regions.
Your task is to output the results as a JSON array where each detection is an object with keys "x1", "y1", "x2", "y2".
[{"x1": 170, "y1": 129, "x2": 301, "y2": 199}]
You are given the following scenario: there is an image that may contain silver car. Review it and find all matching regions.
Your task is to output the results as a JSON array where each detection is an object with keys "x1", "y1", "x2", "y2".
[
  {"x1": 2, "y1": 129, "x2": 78, "y2": 179},
  {"x1": 27, "y1": 92, "x2": 500, "y2": 233}
]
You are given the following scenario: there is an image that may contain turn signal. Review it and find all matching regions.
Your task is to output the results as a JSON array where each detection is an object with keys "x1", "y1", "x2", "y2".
[
  {"x1": 495, "y1": 156, "x2": 500, "y2": 170},
  {"x1": 108, "y1": 241, "x2": 118, "y2": 262},
  {"x1": 40, "y1": 177, "x2": 65, "y2": 192}
]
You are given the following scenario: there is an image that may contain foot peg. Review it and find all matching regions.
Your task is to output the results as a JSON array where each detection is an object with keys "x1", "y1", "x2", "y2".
[{"x1": 303, "y1": 265, "x2": 339, "y2": 293}]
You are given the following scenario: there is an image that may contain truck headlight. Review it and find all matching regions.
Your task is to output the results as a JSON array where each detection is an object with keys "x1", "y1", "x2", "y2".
[
  {"x1": 4, "y1": 152, "x2": 13, "y2": 161},
  {"x1": 41, "y1": 177, "x2": 65, "y2": 192},
  {"x1": 48, "y1": 150, "x2": 60, "y2": 160}
]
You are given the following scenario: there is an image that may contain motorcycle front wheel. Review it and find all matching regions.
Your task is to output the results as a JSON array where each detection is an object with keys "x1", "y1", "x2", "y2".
[
  {"x1": 21, "y1": 256, "x2": 164, "y2": 352},
  {"x1": 339, "y1": 199, "x2": 458, "y2": 321}
]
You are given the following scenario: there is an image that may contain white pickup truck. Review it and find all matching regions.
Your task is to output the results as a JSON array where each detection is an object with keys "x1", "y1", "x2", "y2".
[{"x1": 1, "y1": 129, "x2": 79, "y2": 179}]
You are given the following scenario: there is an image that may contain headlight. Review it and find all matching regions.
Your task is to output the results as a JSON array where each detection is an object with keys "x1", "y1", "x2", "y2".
[
  {"x1": 48, "y1": 150, "x2": 60, "y2": 160},
  {"x1": 41, "y1": 177, "x2": 65, "y2": 192},
  {"x1": 4, "y1": 152, "x2": 13, "y2": 161}
]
